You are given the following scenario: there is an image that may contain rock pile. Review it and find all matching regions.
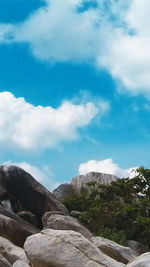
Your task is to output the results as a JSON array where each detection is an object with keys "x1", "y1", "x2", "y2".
[{"x1": 0, "y1": 164, "x2": 149, "y2": 266}]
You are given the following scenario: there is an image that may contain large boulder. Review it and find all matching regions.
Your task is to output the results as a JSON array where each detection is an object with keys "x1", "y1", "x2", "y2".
[
  {"x1": 0, "y1": 207, "x2": 39, "y2": 246},
  {"x1": 42, "y1": 210, "x2": 67, "y2": 226},
  {"x1": 53, "y1": 183, "x2": 78, "y2": 201},
  {"x1": 42, "y1": 212, "x2": 93, "y2": 240},
  {"x1": 127, "y1": 252, "x2": 150, "y2": 266},
  {"x1": 0, "y1": 165, "x2": 68, "y2": 227},
  {"x1": 0, "y1": 236, "x2": 28, "y2": 266},
  {"x1": 92, "y1": 236, "x2": 138, "y2": 264},
  {"x1": 24, "y1": 229, "x2": 125, "y2": 267},
  {"x1": 71, "y1": 172, "x2": 118, "y2": 194}
]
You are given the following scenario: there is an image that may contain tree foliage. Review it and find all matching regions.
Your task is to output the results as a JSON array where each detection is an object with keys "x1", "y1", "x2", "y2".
[{"x1": 64, "y1": 167, "x2": 150, "y2": 246}]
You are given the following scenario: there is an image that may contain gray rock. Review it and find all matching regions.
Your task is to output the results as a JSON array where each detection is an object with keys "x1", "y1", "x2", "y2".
[
  {"x1": 53, "y1": 183, "x2": 78, "y2": 201},
  {"x1": 42, "y1": 210, "x2": 67, "y2": 227},
  {"x1": 42, "y1": 213, "x2": 93, "y2": 240},
  {"x1": 92, "y1": 236, "x2": 138, "y2": 264},
  {"x1": 12, "y1": 260, "x2": 30, "y2": 267},
  {"x1": 71, "y1": 172, "x2": 118, "y2": 194},
  {"x1": 0, "y1": 165, "x2": 68, "y2": 227},
  {"x1": 0, "y1": 236, "x2": 28, "y2": 266},
  {"x1": 127, "y1": 240, "x2": 150, "y2": 255},
  {"x1": 70, "y1": 210, "x2": 82, "y2": 218},
  {"x1": 24, "y1": 229, "x2": 125, "y2": 267},
  {"x1": 0, "y1": 253, "x2": 11, "y2": 267},
  {"x1": 127, "y1": 252, "x2": 150, "y2": 266},
  {"x1": 0, "y1": 210, "x2": 39, "y2": 246},
  {"x1": 17, "y1": 211, "x2": 38, "y2": 227}
]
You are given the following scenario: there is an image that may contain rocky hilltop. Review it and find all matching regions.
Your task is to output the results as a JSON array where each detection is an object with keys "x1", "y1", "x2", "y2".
[
  {"x1": 71, "y1": 171, "x2": 118, "y2": 193},
  {"x1": 0, "y1": 164, "x2": 149, "y2": 267},
  {"x1": 53, "y1": 171, "x2": 118, "y2": 201}
]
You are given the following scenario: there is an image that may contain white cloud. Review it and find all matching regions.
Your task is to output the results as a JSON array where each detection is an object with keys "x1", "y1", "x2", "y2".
[
  {"x1": 3, "y1": 160, "x2": 59, "y2": 191},
  {"x1": 0, "y1": 91, "x2": 108, "y2": 151},
  {"x1": 1, "y1": 0, "x2": 150, "y2": 97},
  {"x1": 79, "y1": 158, "x2": 137, "y2": 178}
]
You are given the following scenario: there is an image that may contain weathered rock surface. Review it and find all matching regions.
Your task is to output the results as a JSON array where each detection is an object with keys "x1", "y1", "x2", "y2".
[
  {"x1": 0, "y1": 209, "x2": 39, "y2": 246},
  {"x1": 127, "y1": 240, "x2": 150, "y2": 255},
  {"x1": 24, "y1": 229, "x2": 125, "y2": 267},
  {"x1": 0, "y1": 236, "x2": 28, "y2": 266},
  {"x1": 53, "y1": 183, "x2": 78, "y2": 201},
  {"x1": 17, "y1": 211, "x2": 38, "y2": 227},
  {"x1": 42, "y1": 213, "x2": 93, "y2": 240},
  {"x1": 12, "y1": 260, "x2": 30, "y2": 267},
  {"x1": 92, "y1": 236, "x2": 138, "y2": 264},
  {"x1": 71, "y1": 172, "x2": 118, "y2": 194},
  {"x1": 0, "y1": 165, "x2": 68, "y2": 227},
  {"x1": 127, "y1": 252, "x2": 150, "y2": 266},
  {"x1": 42, "y1": 210, "x2": 66, "y2": 226}
]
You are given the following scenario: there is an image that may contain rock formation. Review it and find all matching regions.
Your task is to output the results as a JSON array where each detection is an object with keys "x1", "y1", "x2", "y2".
[
  {"x1": 92, "y1": 236, "x2": 138, "y2": 264},
  {"x1": 54, "y1": 172, "x2": 118, "y2": 201},
  {"x1": 71, "y1": 172, "x2": 118, "y2": 194},
  {"x1": 53, "y1": 183, "x2": 78, "y2": 201},
  {"x1": 24, "y1": 229, "x2": 125, "y2": 267},
  {"x1": 0, "y1": 236, "x2": 29, "y2": 266},
  {"x1": 0, "y1": 165, "x2": 68, "y2": 227},
  {"x1": 0, "y1": 164, "x2": 149, "y2": 267},
  {"x1": 42, "y1": 211, "x2": 93, "y2": 240}
]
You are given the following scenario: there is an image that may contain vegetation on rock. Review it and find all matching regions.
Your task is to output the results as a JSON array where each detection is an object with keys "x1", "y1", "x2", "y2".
[{"x1": 64, "y1": 167, "x2": 150, "y2": 247}]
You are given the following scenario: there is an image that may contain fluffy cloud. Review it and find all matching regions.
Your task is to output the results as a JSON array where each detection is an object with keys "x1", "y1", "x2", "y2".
[
  {"x1": 3, "y1": 161, "x2": 59, "y2": 190},
  {"x1": 0, "y1": 0, "x2": 150, "y2": 96},
  {"x1": 79, "y1": 158, "x2": 137, "y2": 178},
  {"x1": 0, "y1": 91, "x2": 108, "y2": 151}
]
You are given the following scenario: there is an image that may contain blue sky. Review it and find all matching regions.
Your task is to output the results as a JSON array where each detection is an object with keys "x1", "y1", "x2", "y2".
[{"x1": 0, "y1": 0, "x2": 150, "y2": 189}]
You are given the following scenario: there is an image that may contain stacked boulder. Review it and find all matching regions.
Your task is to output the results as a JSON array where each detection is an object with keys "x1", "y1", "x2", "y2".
[{"x1": 0, "y1": 165, "x2": 149, "y2": 266}]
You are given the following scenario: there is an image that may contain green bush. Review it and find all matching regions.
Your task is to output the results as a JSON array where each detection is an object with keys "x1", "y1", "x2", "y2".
[
  {"x1": 97, "y1": 226, "x2": 127, "y2": 246},
  {"x1": 64, "y1": 167, "x2": 150, "y2": 247}
]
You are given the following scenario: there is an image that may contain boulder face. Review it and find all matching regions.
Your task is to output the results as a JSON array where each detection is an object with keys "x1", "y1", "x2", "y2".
[
  {"x1": 0, "y1": 208, "x2": 39, "y2": 247},
  {"x1": 0, "y1": 165, "x2": 68, "y2": 227},
  {"x1": 42, "y1": 212, "x2": 93, "y2": 240},
  {"x1": 127, "y1": 252, "x2": 150, "y2": 267},
  {"x1": 53, "y1": 183, "x2": 78, "y2": 201},
  {"x1": 0, "y1": 236, "x2": 28, "y2": 266},
  {"x1": 71, "y1": 172, "x2": 118, "y2": 194},
  {"x1": 24, "y1": 229, "x2": 125, "y2": 267},
  {"x1": 92, "y1": 236, "x2": 138, "y2": 264}
]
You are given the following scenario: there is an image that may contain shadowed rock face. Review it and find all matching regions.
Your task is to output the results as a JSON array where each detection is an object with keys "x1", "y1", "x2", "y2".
[
  {"x1": 0, "y1": 207, "x2": 39, "y2": 247},
  {"x1": 53, "y1": 183, "x2": 78, "y2": 201},
  {"x1": 71, "y1": 172, "x2": 118, "y2": 194},
  {"x1": 0, "y1": 165, "x2": 68, "y2": 227}
]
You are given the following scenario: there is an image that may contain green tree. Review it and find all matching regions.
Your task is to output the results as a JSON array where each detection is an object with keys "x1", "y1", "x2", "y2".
[{"x1": 64, "y1": 167, "x2": 150, "y2": 246}]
